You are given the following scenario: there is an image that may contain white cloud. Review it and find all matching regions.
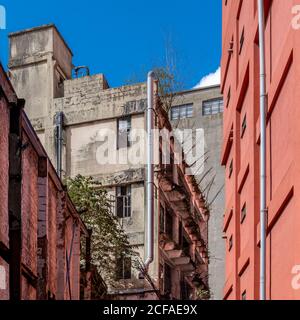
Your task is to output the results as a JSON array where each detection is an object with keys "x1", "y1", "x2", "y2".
[{"x1": 193, "y1": 67, "x2": 221, "y2": 89}]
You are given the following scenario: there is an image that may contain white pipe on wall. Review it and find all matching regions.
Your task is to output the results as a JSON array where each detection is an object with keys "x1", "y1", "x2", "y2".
[
  {"x1": 257, "y1": 0, "x2": 267, "y2": 301},
  {"x1": 144, "y1": 71, "x2": 155, "y2": 271}
]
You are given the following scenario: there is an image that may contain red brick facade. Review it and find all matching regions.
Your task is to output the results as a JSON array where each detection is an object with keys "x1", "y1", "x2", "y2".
[{"x1": 0, "y1": 63, "x2": 90, "y2": 300}]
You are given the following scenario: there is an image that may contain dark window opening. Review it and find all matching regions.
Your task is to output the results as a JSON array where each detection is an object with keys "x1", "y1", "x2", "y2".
[
  {"x1": 229, "y1": 159, "x2": 233, "y2": 178},
  {"x1": 160, "y1": 205, "x2": 165, "y2": 233},
  {"x1": 229, "y1": 235, "x2": 233, "y2": 251},
  {"x1": 178, "y1": 221, "x2": 183, "y2": 246},
  {"x1": 181, "y1": 280, "x2": 193, "y2": 300},
  {"x1": 241, "y1": 203, "x2": 247, "y2": 223},
  {"x1": 116, "y1": 185, "x2": 131, "y2": 218},
  {"x1": 241, "y1": 114, "x2": 247, "y2": 138},
  {"x1": 226, "y1": 87, "x2": 231, "y2": 108},
  {"x1": 239, "y1": 27, "x2": 245, "y2": 55},
  {"x1": 115, "y1": 256, "x2": 131, "y2": 280},
  {"x1": 164, "y1": 263, "x2": 172, "y2": 295},
  {"x1": 242, "y1": 290, "x2": 247, "y2": 300},
  {"x1": 182, "y1": 236, "x2": 190, "y2": 257},
  {"x1": 165, "y1": 209, "x2": 173, "y2": 239}
]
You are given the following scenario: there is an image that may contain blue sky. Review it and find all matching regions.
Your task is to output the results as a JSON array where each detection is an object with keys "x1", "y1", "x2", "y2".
[{"x1": 0, "y1": 0, "x2": 221, "y2": 89}]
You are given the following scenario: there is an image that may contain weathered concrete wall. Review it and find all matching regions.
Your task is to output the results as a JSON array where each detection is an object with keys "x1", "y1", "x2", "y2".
[
  {"x1": 53, "y1": 82, "x2": 146, "y2": 127},
  {"x1": 170, "y1": 86, "x2": 225, "y2": 300},
  {"x1": 9, "y1": 24, "x2": 73, "y2": 134},
  {"x1": 64, "y1": 74, "x2": 109, "y2": 97},
  {"x1": 68, "y1": 114, "x2": 145, "y2": 178}
]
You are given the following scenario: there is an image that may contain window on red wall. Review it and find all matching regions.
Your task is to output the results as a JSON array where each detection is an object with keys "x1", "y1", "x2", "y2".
[
  {"x1": 241, "y1": 203, "x2": 247, "y2": 223},
  {"x1": 242, "y1": 290, "x2": 247, "y2": 300},
  {"x1": 241, "y1": 114, "x2": 247, "y2": 138},
  {"x1": 229, "y1": 159, "x2": 233, "y2": 178},
  {"x1": 239, "y1": 27, "x2": 245, "y2": 55},
  {"x1": 228, "y1": 235, "x2": 233, "y2": 251}
]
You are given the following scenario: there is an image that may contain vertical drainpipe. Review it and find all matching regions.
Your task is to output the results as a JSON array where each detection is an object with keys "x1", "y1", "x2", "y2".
[
  {"x1": 257, "y1": 0, "x2": 267, "y2": 301},
  {"x1": 55, "y1": 112, "x2": 64, "y2": 179},
  {"x1": 144, "y1": 71, "x2": 155, "y2": 271}
]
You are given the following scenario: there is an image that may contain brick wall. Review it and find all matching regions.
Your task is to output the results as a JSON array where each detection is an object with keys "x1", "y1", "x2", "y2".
[
  {"x1": 0, "y1": 64, "x2": 14, "y2": 300},
  {"x1": 0, "y1": 98, "x2": 9, "y2": 251},
  {"x1": 21, "y1": 133, "x2": 39, "y2": 296},
  {"x1": 18, "y1": 113, "x2": 89, "y2": 300},
  {"x1": 47, "y1": 177, "x2": 58, "y2": 297},
  {"x1": 0, "y1": 62, "x2": 90, "y2": 300}
]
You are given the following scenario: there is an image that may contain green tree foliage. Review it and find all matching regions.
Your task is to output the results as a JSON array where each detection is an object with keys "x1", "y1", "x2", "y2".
[{"x1": 66, "y1": 175, "x2": 136, "y2": 286}]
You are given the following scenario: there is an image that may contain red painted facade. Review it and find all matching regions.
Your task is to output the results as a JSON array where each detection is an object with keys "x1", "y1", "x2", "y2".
[
  {"x1": 221, "y1": 0, "x2": 300, "y2": 299},
  {"x1": 0, "y1": 63, "x2": 91, "y2": 300}
]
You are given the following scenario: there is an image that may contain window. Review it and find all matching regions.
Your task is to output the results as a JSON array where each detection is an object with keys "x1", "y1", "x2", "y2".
[
  {"x1": 178, "y1": 220, "x2": 183, "y2": 246},
  {"x1": 241, "y1": 203, "x2": 247, "y2": 223},
  {"x1": 181, "y1": 280, "x2": 193, "y2": 300},
  {"x1": 160, "y1": 205, "x2": 165, "y2": 233},
  {"x1": 165, "y1": 209, "x2": 173, "y2": 239},
  {"x1": 183, "y1": 236, "x2": 190, "y2": 257},
  {"x1": 171, "y1": 104, "x2": 193, "y2": 120},
  {"x1": 241, "y1": 114, "x2": 247, "y2": 137},
  {"x1": 164, "y1": 263, "x2": 172, "y2": 294},
  {"x1": 226, "y1": 87, "x2": 231, "y2": 108},
  {"x1": 229, "y1": 235, "x2": 233, "y2": 251},
  {"x1": 202, "y1": 98, "x2": 224, "y2": 116},
  {"x1": 116, "y1": 185, "x2": 131, "y2": 218},
  {"x1": 160, "y1": 206, "x2": 173, "y2": 238},
  {"x1": 116, "y1": 256, "x2": 131, "y2": 280},
  {"x1": 242, "y1": 290, "x2": 247, "y2": 300},
  {"x1": 117, "y1": 116, "x2": 131, "y2": 149},
  {"x1": 229, "y1": 159, "x2": 233, "y2": 178},
  {"x1": 239, "y1": 27, "x2": 245, "y2": 55}
]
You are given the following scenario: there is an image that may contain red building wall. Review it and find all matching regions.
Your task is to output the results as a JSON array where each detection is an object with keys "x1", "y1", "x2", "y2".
[
  {"x1": 221, "y1": 0, "x2": 300, "y2": 300},
  {"x1": 0, "y1": 66, "x2": 12, "y2": 300},
  {"x1": 0, "y1": 63, "x2": 89, "y2": 300},
  {"x1": 21, "y1": 131, "x2": 39, "y2": 299}
]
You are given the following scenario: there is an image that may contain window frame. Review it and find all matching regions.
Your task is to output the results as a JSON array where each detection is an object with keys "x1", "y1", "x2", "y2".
[
  {"x1": 116, "y1": 185, "x2": 131, "y2": 218},
  {"x1": 241, "y1": 203, "x2": 247, "y2": 224},
  {"x1": 115, "y1": 255, "x2": 132, "y2": 280},
  {"x1": 202, "y1": 98, "x2": 224, "y2": 116},
  {"x1": 117, "y1": 116, "x2": 131, "y2": 149},
  {"x1": 170, "y1": 104, "x2": 194, "y2": 120}
]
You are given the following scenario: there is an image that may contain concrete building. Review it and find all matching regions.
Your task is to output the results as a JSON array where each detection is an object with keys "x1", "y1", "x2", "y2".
[
  {"x1": 8, "y1": 24, "x2": 224, "y2": 299},
  {"x1": 170, "y1": 87, "x2": 224, "y2": 299},
  {"x1": 0, "y1": 62, "x2": 92, "y2": 300},
  {"x1": 221, "y1": 0, "x2": 300, "y2": 299}
]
